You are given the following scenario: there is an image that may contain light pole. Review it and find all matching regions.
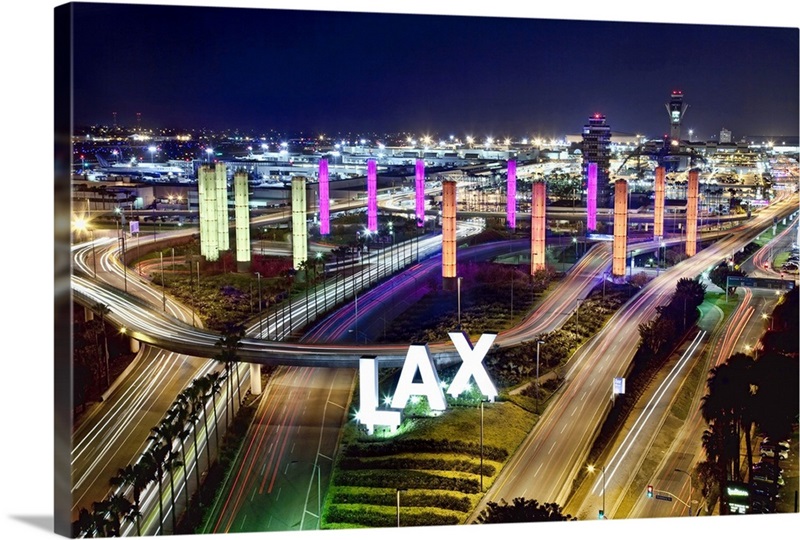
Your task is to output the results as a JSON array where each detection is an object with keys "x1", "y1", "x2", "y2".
[
  {"x1": 762, "y1": 313, "x2": 773, "y2": 331},
  {"x1": 588, "y1": 464, "x2": 606, "y2": 519},
  {"x1": 535, "y1": 340, "x2": 545, "y2": 412},
  {"x1": 160, "y1": 252, "x2": 166, "y2": 311},
  {"x1": 255, "y1": 271, "x2": 263, "y2": 337},
  {"x1": 396, "y1": 489, "x2": 405, "y2": 527},
  {"x1": 457, "y1": 276, "x2": 463, "y2": 329},
  {"x1": 148, "y1": 145, "x2": 156, "y2": 165},
  {"x1": 575, "y1": 299, "x2": 583, "y2": 339},
  {"x1": 479, "y1": 399, "x2": 490, "y2": 491},
  {"x1": 674, "y1": 468, "x2": 693, "y2": 517}
]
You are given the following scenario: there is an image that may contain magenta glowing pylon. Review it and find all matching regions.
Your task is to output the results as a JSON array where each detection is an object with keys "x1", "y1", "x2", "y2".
[
  {"x1": 507, "y1": 160, "x2": 517, "y2": 229},
  {"x1": 415, "y1": 159, "x2": 425, "y2": 227},
  {"x1": 319, "y1": 158, "x2": 330, "y2": 235},
  {"x1": 587, "y1": 162, "x2": 597, "y2": 231},
  {"x1": 367, "y1": 159, "x2": 378, "y2": 233}
]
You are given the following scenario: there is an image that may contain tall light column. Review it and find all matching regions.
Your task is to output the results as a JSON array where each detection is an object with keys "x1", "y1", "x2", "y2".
[
  {"x1": 612, "y1": 179, "x2": 628, "y2": 278},
  {"x1": 234, "y1": 169, "x2": 251, "y2": 271},
  {"x1": 653, "y1": 166, "x2": 665, "y2": 241},
  {"x1": 686, "y1": 169, "x2": 699, "y2": 257},
  {"x1": 198, "y1": 165, "x2": 219, "y2": 261},
  {"x1": 367, "y1": 159, "x2": 378, "y2": 233},
  {"x1": 292, "y1": 176, "x2": 308, "y2": 270},
  {"x1": 587, "y1": 162, "x2": 598, "y2": 231},
  {"x1": 215, "y1": 162, "x2": 229, "y2": 251},
  {"x1": 507, "y1": 160, "x2": 517, "y2": 230},
  {"x1": 530, "y1": 181, "x2": 546, "y2": 274},
  {"x1": 415, "y1": 159, "x2": 425, "y2": 227},
  {"x1": 442, "y1": 180, "x2": 457, "y2": 289},
  {"x1": 319, "y1": 158, "x2": 330, "y2": 235}
]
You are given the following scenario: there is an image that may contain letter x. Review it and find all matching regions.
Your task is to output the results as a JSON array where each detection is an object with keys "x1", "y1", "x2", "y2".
[{"x1": 447, "y1": 332, "x2": 498, "y2": 401}]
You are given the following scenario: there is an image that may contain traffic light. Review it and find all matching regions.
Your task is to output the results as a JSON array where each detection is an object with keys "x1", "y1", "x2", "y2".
[
  {"x1": 598, "y1": 509, "x2": 604, "y2": 519},
  {"x1": 647, "y1": 485, "x2": 654, "y2": 498}
]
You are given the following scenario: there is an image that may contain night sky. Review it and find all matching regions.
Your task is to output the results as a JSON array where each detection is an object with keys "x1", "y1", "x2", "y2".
[{"x1": 71, "y1": 1, "x2": 799, "y2": 140}]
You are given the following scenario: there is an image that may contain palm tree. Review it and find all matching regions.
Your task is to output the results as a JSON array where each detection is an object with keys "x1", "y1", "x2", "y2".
[
  {"x1": 110, "y1": 461, "x2": 153, "y2": 536},
  {"x1": 90, "y1": 499, "x2": 114, "y2": 537},
  {"x1": 205, "y1": 370, "x2": 226, "y2": 453},
  {"x1": 192, "y1": 376, "x2": 215, "y2": 466},
  {"x1": 142, "y1": 442, "x2": 167, "y2": 533},
  {"x1": 167, "y1": 402, "x2": 193, "y2": 512},
  {"x1": 91, "y1": 302, "x2": 111, "y2": 386},
  {"x1": 214, "y1": 324, "x2": 245, "y2": 414},
  {"x1": 177, "y1": 386, "x2": 203, "y2": 499},
  {"x1": 72, "y1": 507, "x2": 96, "y2": 538},
  {"x1": 104, "y1": 493, "x2": 134, "y2": 536},
  {"x1": 149, "y1": 422, "x2": 183, "y2": 533}
]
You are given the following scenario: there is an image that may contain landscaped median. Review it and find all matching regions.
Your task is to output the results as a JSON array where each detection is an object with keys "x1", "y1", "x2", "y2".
[{"x1": 322, "y1": 401, "x2": 535, "y2": 528}]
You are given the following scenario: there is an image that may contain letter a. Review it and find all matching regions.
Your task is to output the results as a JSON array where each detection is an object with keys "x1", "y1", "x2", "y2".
[{"x1": 390, "y1": 344, "x2": 447, "y2": 411}]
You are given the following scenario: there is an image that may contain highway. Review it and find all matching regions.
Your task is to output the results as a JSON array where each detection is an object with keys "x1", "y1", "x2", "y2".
[{"x1": 469, "y1": 194, "x2": 798, "y2": 520}]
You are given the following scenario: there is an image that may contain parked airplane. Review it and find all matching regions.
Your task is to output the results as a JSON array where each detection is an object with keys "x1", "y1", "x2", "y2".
[{"x1": 96, "y1": 154, "x2": 186, "y2": 180}]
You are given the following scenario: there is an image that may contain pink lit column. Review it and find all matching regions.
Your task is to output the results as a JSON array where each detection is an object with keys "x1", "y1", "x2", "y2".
[
  {"x1": 415, "y1": 159, "x2": 425, "y2": 227},
  {"x1": 442, "y1": 180, "x2": 457, "y2": 289},
  {"x1": 612, "y1": 179, "x2": 628, "y2": 278},
  {"x1": 530, "y1": 181, "x2": 546, "y2": 274},
  {"x1": 507, "y1": 160, "x2": 517, "y2": 229},
  {"x1": 367, "y1": 159, "x2": 377, "y2": 233},
  {"x1": 319, "y1": 158, "x2": 330, "y2": 235},
  {"x1": 653, "y1": 166, "x2": 665, "y2": 241},
  {"x1": 587, "y1": 162, "x2": 597, "y2": 231},
  {"x1": 686, "y1": 169, "x2": 698, "y2": 257}
]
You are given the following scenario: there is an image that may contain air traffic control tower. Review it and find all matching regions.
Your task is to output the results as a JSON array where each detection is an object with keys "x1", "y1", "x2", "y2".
[{"x1": 666, "y1": 90, "x2": 689, "y2": 142}]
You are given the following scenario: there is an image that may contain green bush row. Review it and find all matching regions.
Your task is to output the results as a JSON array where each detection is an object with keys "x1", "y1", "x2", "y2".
[
  {"x1": 333, "y1": 469, "x2": 481, "y2": 493},
  {"x1": 325, "y1": 507, "x2": 461, "y2": 528},
  {"x1": 331, "y1": 490, "x2": 472, "y2": 512},
  {"x1": 343, "y1": 438, "x2": 508, "y2": 461},
  {"x1": 337, "y1": 456, "x2": 496, "y2": 476}
]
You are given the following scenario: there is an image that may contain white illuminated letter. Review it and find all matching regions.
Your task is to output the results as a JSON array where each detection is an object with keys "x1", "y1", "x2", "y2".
[
  {"x1": 447, "y1": 332, "x2": 498, "y2": 401},
  {"x1": 390, "y1": 344, "x2": 447, "y2": 411},
  {"x1": 358, "y1": 357, "x2": 401, "y2": 435}
]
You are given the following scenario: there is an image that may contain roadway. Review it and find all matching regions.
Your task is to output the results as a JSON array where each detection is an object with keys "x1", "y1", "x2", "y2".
[{"x1": 468, "y1": 194, "x2": 798, "y2": 521}]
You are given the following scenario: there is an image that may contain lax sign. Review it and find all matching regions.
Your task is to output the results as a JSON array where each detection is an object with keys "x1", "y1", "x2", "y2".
[{"x1": 358, "y1": 332, "x2": 497, "y2": 434}]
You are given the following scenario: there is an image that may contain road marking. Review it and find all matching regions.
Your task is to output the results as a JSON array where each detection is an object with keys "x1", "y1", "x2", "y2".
[
  {"x1": 581, "y1": 391, "x2": 587, "y2": 401},
  {"x1": 275, "y1": 487, "x2": 281, "y2": 501},
  {"x1": 561, "y1": 423, "x2": 567, "y2": 434},
  {"x1": 548, "y1": 441, "x2": 557, "y2": 455},
  {"x1": 328, "y1": 400, "x2": 345, "y2": 409},
  {"x1": 240, "y1": 515, "x2": 247, "y2": 528},
  {"x1": 534, "y1": 463, "x2": 543, "y2": 478}
]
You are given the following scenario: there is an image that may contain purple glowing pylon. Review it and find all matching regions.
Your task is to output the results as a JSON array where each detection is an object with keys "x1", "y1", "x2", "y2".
[
  {"x1": 507, "y1": 160, "x2": 517, "y2": 229},
  {"x1": 587, "y1": 162, "x2": 597, "y2": 231},
  {"x1": 319, "y1": 158, "x2": 330, "y2": 235},
  {"x1": 367, "y1": 159, "x2": 377, "y2": 232},
  {"x1": 415, "y1": 159, "x2": 425, "y2": 227}
]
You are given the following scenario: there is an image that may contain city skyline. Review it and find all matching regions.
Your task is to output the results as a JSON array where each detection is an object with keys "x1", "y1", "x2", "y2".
[{"x1": 72, "y1": 2, "x2": 798, "y2": 140}]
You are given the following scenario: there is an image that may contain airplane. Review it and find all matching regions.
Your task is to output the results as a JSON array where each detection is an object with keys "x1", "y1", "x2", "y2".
[{"x1": 96, "y1": 154, "x2": 186, "y2": 180}]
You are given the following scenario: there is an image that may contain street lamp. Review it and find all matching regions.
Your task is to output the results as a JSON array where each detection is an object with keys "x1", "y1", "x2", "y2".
[
  {"x1": 674, "y1": 468, "x2": 693, "y2": 517},
  {"x1": 587, "y1": 464, "x2": 606, "y2": 519},
  {"x1": 479, "y1": 399, "x2": 490, "y2": 491},
  {"x1": 205, "y1": 147, "x2": 214, "y2": 163},
  {"x1": 148, "y1": 145, "x2": 156, "y2": 165},
  {"x1": 255, "y1": 272, "x2": 263, "y2": 338},
  {"x1": 762, "y1": 313, "x2": 774, "y2": 331},
  {"x1": 457, "y1": 276, "x2": 463, "y2": 329},
  {"x1": 535, "y1": 340, "x2": 545, "y2": 412},
  {"x1": 396, "y1": 489, "x2": 406, "y2": 527}
]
